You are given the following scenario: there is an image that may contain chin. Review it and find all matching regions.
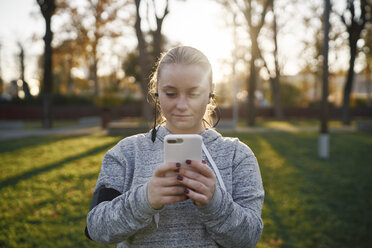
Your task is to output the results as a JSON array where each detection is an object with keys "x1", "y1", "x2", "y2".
[{"x1": 170, "y1": 121, "x2": 197, "y2": 133}]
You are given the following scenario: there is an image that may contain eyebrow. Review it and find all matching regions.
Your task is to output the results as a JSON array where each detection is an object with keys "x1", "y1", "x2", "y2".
[{"x1": 162, "y1": 86, "x2": 200, "y2": 90}]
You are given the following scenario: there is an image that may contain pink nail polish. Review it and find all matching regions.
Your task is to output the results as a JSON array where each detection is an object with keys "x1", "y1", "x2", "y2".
[{"x1": 177, "y1": 175, "x2": 183, "y2": 181}]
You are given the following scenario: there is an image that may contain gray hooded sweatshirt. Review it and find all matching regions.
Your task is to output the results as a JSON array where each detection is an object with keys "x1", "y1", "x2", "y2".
[{"x1": 86, "y1": 126, "x2": 264, "y2": 248}]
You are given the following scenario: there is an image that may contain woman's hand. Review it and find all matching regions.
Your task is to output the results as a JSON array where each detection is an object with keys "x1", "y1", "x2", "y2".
[
  {"x1": 147, "y1": 162, "x2": 188, "y2": 210},
  {"x1": 176, "y1": 160, "x2": 216, "y2": 207}
]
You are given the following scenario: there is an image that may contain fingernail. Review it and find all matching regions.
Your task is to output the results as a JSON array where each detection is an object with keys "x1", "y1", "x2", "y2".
[
  {"x1": 177, "y1": 175, "x2": 183, "y2": 181},
  {"x1": 176, "y1": 162, "x2": 181, "y2": 168},
  {"x1": 174, "y1": 168, "x2": 180, "y2": 173},
  {"x1": 184, "y1": 188, "x2": 189, "y2": 194},
  {"x1": 202, "y1": 160, "x2": 206, "y2": 164},
  {"x1": 186, "y1": 160, "x2": 191, "y2": 164}
]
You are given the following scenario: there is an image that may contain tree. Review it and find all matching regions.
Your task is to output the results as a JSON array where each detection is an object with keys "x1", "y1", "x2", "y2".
[
  {"x1": 86, "y1": 0, "x2": 123, "y2": 97},
  {"x1": 258, "y1": 0, "x2": 283, "y2": 120},
  {"x1": 58, "y1": 0, "x2": 125, "y2": 97},
  {"x1": 17, "y1": 42, "x2": 31, "y2": 99},
  {"x1": 53, "y1": 2, "x2": 90, "y2": 95},
  {"x1": 134, "y1": 0, "x2": 169, "y2": 120},
  {"x1": 300, "y1": 1, "x2": 325, "y2": 102},
  {"x1": 37, "y1": 0, "x2": 56, "y2": 129},
  {"x1": 337, "y1": 0, "x2": 372, "y2": 125},
  {"x1": 220, "y1": 0, "x2": 273, "y2": 126},
  {"x1": 362, "y1": 21, "x2": 372, "y2": 104},
  {"x1": 53, "y1": 39, "x2": 80, "y2": 94}
]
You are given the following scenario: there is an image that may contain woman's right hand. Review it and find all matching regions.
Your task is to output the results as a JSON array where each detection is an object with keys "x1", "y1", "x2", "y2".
[{"x1": 147, "y1": 162, "x2": 188, "y2": 209}]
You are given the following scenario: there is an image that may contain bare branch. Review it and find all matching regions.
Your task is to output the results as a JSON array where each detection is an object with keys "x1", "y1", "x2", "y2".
[{"x1": 257, "y1": 0, "x2": 273, "y2": 32}]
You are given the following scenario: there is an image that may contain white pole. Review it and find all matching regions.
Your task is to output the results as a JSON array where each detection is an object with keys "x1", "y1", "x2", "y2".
[{"x1": 319, "y1": 0, "x2": 331, "y2": 159}]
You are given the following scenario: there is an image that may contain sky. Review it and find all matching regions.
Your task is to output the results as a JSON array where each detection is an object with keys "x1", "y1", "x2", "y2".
[
  {"x1": 0, "y1": 0, "x2": 44, "y2": 94},
  {"x1": 0, "y1": 0, "x2": 352, "y2": 95},
  {"x1": 0, "y1": 0, "x2": 235, "y2": 87}
]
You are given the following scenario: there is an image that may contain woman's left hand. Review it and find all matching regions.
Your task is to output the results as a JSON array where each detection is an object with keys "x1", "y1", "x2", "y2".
[{"x1": 176, "y1": 160, "x2": 216, "y2": 207}]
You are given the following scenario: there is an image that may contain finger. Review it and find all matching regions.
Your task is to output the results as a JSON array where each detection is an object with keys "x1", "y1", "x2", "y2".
[
  {"x1": 178, "y1": 167, "x2": 210, "y2": 187},
  {"x1": 176, "y1": 175, "x2": 209, "y2": 195},
  {"x1": 154, "y1": 162, "x2": 181, "y2": 177},
  {"x1": 154, "y1": 175, "x2": 184, "y2": 187},
  {"x1": 183, "y1": 188, "x2": 209, "y2": 206},
  {"x1": 185, "y1": 160, "x2": 216, "y2": 179},
  {"x1": 160, "y1": 186, "x2": 188, "y2": 196}
]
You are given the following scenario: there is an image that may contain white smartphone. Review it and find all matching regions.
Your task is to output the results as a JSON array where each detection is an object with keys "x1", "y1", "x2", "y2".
[{"x1": 164, "y1": 134, "x2": 203, "y2": 176}]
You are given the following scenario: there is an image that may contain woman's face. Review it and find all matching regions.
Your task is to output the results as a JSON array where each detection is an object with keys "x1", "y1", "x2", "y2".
[{"x1": 158, "y1": 63, "x2": 212, "y2": 134}]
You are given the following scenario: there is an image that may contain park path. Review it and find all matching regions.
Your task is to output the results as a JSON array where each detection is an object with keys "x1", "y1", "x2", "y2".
[
  {"x1": 0, "y1": 126, "x2": 106, "y2": 141},
  {"x1": 0, "y1": 122, "x2": 356, "y2": 142}
]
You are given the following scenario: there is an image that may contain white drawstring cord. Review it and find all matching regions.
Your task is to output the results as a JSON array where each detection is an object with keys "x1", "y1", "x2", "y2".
[
  {"x1": 202, "y1": 142, "x2": 226, "y2": 191},
  {"x1": 154, "y1": 213, "x2": 160, "y2": 228}
]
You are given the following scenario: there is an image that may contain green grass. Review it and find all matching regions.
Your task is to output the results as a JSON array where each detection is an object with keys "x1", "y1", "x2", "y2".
[
  {"x1": 0, "y1": 133, "x2": 119, "y2": 248},
  {"x1": 0, "y1": 131, "x2": 371, "y2": 247},
  {"x1": 247, "y1": 118, "x2": 356, "y2": 128},
  {"x1": 230, "y1": 131, "x2": 372, "y2": 248},
  {"x1": 23, "y1": 120, "x2": 79, "y2": 130}
]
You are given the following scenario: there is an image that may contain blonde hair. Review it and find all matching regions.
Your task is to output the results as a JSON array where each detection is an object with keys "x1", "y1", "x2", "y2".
[{"x1": 149, "y1": 46, "x2": 217, "y2": 129}]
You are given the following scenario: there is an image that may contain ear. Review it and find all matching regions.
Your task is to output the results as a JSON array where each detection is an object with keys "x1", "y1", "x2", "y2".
[{"x1": 210, "y1": 83, "x2": 215, "y2": 93}]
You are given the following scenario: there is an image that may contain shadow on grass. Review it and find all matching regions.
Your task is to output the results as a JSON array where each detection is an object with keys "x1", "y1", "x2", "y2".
[
  {"x1": 244, "y1": 131, "x2": 372, "y2": 248},
  {"x1": 0, "y1": 134, "x2": 94, "y2": 154},
  {"x1": 0, "y1": 140, "x2": 117, "y2": 190}
]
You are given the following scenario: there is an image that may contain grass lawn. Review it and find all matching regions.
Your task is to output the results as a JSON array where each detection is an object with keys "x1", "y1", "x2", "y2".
[
  {"x1": 248, "y1": 118, "x2": 356, "y2": 128},
  {"x1": 0, "y1": 130, "x2": 371, "y2": 247},
  {"x1": 23, "y1": 120, "x2": 79, "y2": 130}
]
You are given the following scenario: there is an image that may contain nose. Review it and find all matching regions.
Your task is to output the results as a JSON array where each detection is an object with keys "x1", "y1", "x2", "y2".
[{"x1": 176, "y1": 95, "x2": 188, "y2": 110}]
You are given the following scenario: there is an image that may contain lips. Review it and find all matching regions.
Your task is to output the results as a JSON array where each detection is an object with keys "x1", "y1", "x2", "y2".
[{"x1": 173, "y1": 114, "x2": 191, "y2": 119}]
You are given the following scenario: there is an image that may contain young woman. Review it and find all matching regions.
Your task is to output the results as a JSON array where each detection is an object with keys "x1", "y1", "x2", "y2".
[{"x1": 85, "y1": 46, "x2": 264, "y2": 248}]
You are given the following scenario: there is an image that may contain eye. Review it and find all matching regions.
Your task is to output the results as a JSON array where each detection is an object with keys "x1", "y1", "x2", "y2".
[
  {"x1": 165, "y1": 92, "x2": 177, "y2": 97},
  {"x1": 189, "y1": 92, "x2": 200, "y2": 98}
]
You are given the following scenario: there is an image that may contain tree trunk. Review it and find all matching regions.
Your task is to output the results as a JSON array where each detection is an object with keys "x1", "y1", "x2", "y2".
[
  {"x1": 247, "y1": 55, "x2": 257, "y2": 126},
  {"x1": 367, "y1": 65, "x2": 371, "y2": 105},
  {"x1": 42, "y1": 14, "x2": 53, "y2": 129},
  {"x1": 271, "y1": 5, "x2": 283, "y2": 120},
  {"x1": 67, "y1": 57, "x2": 74, "y2": 94},
  {"x1": 19, "y1": 44, "x2": 31, "y2": 100},
  {"x1": 152, "y1": 20, "x2": 163, "y2": 63},
  {"x1": 321, "y1": 0, "x2": 330, "y2": 134},
  {"x1": 135, "y1": 0, "x2": 152, "y2": 121},
  {"x1": 270, "y1": 76, "x2": 283, "y2": 119},
  {"x1": 342, "y1": 37, "x2": 358, "y2": 125},
  {"x1": 340, "y1": 0, "x2": 370, "y2": 125},
  {"x1": 91, "y1": 39, "x2": 99, "y2": 97},
  {"x1": 244, "y1": 0, "x2": 272, "y2": 127},
  {"x1": 247, "y1": 28, "x2": 260, "y2": 127}
]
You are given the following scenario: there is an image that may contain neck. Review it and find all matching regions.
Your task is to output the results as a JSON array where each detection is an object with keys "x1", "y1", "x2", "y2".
[{"x1": 165, "y1": 123, "x2": 205, "y2": 134}]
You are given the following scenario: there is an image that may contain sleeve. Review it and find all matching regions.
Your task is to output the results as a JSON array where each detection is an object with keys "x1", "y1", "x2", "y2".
[
  {"x1": 197, "y1": 141, "x2": 264, "y2": 248},
  {"x1": 85, "y1": 148, "x2": 162, "y2": 244}
]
